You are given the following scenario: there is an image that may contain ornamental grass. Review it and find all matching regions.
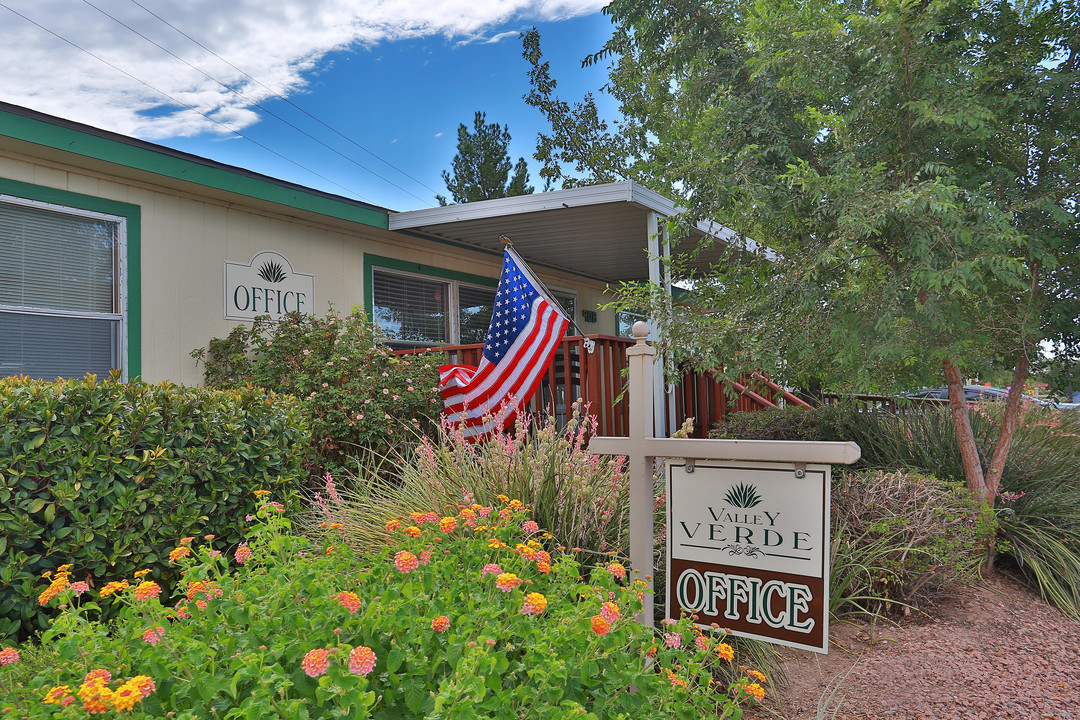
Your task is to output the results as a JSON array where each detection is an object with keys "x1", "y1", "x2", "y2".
[{"x1": 1, "y1": 492, "x2": 765, "y2": 718}]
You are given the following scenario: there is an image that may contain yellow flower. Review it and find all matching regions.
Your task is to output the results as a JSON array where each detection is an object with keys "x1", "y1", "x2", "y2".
[
  {"x1": 42, "y1": 685, "x2": 72, "y2": 704},
  {"x1": 99, "y1": 581, "x2": 129, "y2": 598},
  {"x1": 747, "y1": 668, "x2": 767, "y2": 683},
  {"x1": 253, "y1": 489, "x2": 272, "y2": 496},
  {"x1": 496, "y1": 494, "x2": 510, "y2": 503},
  {"x1": 133, "y1": 569, "x2": 152, "y2": 579}
]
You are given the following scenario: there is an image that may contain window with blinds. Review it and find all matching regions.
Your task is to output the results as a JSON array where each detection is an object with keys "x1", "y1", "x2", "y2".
[
  {"x1": 372, "y1": 269, "x2": 450, "y2": 346},
  {"x1": 0, "y1": 196, "x2": 125, "y2": 380}
]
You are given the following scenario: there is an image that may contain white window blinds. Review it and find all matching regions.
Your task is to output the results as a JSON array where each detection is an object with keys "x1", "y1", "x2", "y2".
[{"x1": 0, "y1": 197, "x2": 124, "y2": 380}]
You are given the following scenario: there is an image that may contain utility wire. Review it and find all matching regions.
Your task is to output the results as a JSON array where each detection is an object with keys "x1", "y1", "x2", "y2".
[
  {"x1": 80, "y1": 0, "x2": 429, "y2": 206},
  {"x1": 0, "y1": 2, "x2": 375, "y2": 204},
  {"x1": 127, "y1": 0, "x2": 443, "y2": 200}
]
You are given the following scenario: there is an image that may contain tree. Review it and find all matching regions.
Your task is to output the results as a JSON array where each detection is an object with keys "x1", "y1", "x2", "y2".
[
  {"x1": 525, "y1": 0, "x2": 1079, "y2": 563},
  {"x1": 437, "y1": 111, "x2": 534, "y2": 205}
]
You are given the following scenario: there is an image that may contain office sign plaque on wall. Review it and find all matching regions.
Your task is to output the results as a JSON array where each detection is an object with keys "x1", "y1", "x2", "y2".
[
  {"x1": 667, "y1": 460, "x2": 830, "y2": 653},
  {"x1": 224, "y1": 251, "x2": 315, "y2": 321}
]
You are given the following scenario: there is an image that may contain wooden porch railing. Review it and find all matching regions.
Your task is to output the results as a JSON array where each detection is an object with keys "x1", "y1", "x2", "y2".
[{"x1": 395, "y1": 335, "x2": 809, "y2": 438}]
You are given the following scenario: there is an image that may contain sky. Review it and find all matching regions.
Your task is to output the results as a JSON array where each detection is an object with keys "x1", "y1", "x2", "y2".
[{"x1": 0, "y1": 0, "x2": 620, "y2": 211}]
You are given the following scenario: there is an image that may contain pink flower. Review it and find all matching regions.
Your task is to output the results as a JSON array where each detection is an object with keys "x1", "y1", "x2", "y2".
[
  {"x1": 235, "y1": 544, "x2": 253, "y2": 565},
  {"x1": 142, "y1": 626, "x2": 166, "y2": 646},
  {"x1": 521, "y1": 592, "x2": 548, "y2": 616},
  {"x1": 495, "y1": 573, "x2": 522, "y2": 592},
  {"x1": 431, "y1": 615, "x2": 450, "y2": 632},
  {"x1": 695, "y1": 636, "x2": 709, "y2": 652},
  {"x1": 0, "y1": 647, "x2": 18, "y2": 666},
  {"x1": 419, "y1": 550, "x2": 432, "y2": 566},
  {"x1": 522, "y1": 520, "x2": 539, "y2": 534},
  {"x1": 481, "y1": 563, "x2": 501, "y2": 577},
  {"x1": 600, "y1": 602, "x2": 620, "y2": 624},
  {"x1": 348, "y1": 646, "x2": 376, "y2": 675},
  {"x1": 394, "y1": 551, "x2": 419, "y2": 573},
  {"x1": 70, "y1": 581, "x2": 90, "y2": 596},
  {"x1": 664, "y1": 632, "x2": 682, "y2": 649},
  {"x1": 302, "y1": 648, "x2": 330, "y2": 677},
  {"x1": 336, "y1": 591, "x2": 361, "y2": 614}
]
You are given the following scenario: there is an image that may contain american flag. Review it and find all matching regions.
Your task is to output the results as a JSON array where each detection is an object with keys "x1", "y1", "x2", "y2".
[{"x1": 440, "y1": 247, "x2": 570, "y2": 440}]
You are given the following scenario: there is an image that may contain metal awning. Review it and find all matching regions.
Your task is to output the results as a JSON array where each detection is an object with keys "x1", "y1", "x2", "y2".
[{"x1": 387, "y1": 180, "x2": 740, "y2": 283}]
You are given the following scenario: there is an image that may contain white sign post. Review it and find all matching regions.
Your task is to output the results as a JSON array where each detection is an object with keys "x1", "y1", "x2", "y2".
[{"x1": 589, "y1": 322, "x2": 859, "y2": 653}]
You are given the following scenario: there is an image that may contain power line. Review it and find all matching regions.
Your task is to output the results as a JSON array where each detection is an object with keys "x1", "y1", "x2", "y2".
[
  {"x1": 0, "y1": 2, "x2": 376, "y2": 204},
  {"x1": 127, "y1": 0, "x2": 443, "y2": 200},
  {"x1": 81, "y1": 0, "x2": 432, "y2": 206}
]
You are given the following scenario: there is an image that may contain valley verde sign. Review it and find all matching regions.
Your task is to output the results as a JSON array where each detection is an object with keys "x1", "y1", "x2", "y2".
[
  {"x1": 224, "y1": 251, "x2": 315, "y2": 321},
  {"x1": 588, "y1": 322, "x2": 857, "y2": 654},
  {"x1": 667, "y1": 460, "x2": 830, "y2": 651}
]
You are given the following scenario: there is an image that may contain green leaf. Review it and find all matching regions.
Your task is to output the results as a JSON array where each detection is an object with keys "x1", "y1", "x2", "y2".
[{"x1": 387, "y1": 646, "x2": 406, "y2": 674}]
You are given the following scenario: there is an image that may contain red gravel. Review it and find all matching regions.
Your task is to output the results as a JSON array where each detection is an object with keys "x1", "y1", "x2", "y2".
[{"x1": 755, "y1": 573, "x2": 1080, "y2": 720}]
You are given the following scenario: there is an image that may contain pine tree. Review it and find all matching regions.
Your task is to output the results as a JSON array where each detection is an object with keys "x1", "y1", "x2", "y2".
[{"x1": 436, "y1": 111, "x2": 534, "y2": 205}]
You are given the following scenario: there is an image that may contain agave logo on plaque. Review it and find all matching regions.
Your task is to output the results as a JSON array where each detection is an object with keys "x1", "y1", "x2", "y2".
[
  {"x1": 224, "y1": 251, "x2": 315, "y2": 321},
  {"x1": 667, "y1": 460, "x2": 831, "y2": 653}
]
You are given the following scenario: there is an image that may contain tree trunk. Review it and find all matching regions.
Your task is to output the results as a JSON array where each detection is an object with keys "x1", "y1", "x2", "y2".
[
  {"x1": 942, "y1": 359, "x2": 987, "y2": 502},
  {"x1": 984, "y1": 354, "x2": 1030, "y2": 498}
]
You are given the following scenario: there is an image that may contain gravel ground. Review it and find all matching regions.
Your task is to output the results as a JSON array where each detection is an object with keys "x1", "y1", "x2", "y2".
[{"x1": 753, "y1": 573, "x2": 1080, "y2": 720}]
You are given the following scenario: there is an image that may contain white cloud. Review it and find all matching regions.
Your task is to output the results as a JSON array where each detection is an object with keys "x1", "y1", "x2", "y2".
[{"x1": 0, "y1": 0, "x2": 604, "y2": 139}]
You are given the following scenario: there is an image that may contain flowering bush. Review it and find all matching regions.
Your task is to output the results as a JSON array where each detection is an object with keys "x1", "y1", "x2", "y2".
[
  {"x1": 191, "y1": 307, "x2": 442, "y2": 478},
  {"x1": 328, "y1": 401, "x2": 629, "y2": 565},
  {"x1": 4, "y1": 494, "x2": 765, "y2": 718}
]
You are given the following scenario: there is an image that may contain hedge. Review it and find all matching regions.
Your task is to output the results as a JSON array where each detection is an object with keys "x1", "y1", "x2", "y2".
[{"x1": 0, "y1": 373, "x2": 309, "y2": 639}]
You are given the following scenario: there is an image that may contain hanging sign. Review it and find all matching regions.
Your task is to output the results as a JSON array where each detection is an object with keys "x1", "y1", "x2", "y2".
[
  {"x1": 667, "y1": 459, "x2": 830, "y2": 653},
  {"x1": 224, "y1": 251, "x2": 315, "y2": 321}
]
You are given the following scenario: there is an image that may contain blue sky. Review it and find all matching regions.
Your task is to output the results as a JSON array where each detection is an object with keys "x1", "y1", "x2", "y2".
[{"x1": 0, "y1": 1, "x2": 618, "y2": 211}]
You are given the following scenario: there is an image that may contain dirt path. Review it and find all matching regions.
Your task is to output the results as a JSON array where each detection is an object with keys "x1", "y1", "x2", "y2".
[{"x1": 751, "y1": 573, "x2": 1080, "y2": 720}]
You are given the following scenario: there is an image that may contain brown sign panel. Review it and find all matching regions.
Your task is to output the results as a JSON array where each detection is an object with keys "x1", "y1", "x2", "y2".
[
  {"x1": 666, "y1": 460, "x2": 830, "y2": 653},
  {"x1": 668, "y1": 557, "x2": 826, "y2": 651}
]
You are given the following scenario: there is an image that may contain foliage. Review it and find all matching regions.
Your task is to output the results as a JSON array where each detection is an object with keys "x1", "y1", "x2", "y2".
[
  {"x1": 436, "y1": 111, "x2": 534, "y2": 206},
  {"x1": 834, "y1": 403, "x2": 1080, "y2": 619},
  {"x1": 710, "y1": 406, "x2": 841, "y2": 443},
  {"x1": 2, "y1": 495, "x2": 768, "y2": 718},
  {"x1": 830, "y1": 470, "x2": 986, "y2": 615},
  {"x1": 0, "y1": 373, "x2": 306, "y2": 640},
  {"x1": 319, "y1": 402, "x2": 629, "y2": 566},
  {"x1": 526, "y1": 0, "x2": 1079, "y2": 512},
  {"x1": 191, "y1": 308, "x2": 442, "y2": 479}
]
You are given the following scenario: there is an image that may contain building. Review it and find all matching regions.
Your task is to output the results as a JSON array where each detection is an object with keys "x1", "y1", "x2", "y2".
[{"x1": 2, "y1": 101, "x2": 776, "y2": 435}]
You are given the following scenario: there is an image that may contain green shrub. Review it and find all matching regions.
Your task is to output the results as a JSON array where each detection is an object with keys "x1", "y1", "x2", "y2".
[
  {"x1": 0, "y1": 374, "x2": 307, "y2": 640},
  {"x1": 2, "y1": 495, "x2": 768, "y2": 718},
  {"x1": 830, "y1": 470, "x2": 986, "y2": 616},
  {"x1": 192, "y1": 308, "x2": 442, "y2": 479},
  {"x1": 710, "y1": 406, "x2": 842, "y2": 442},
  {"x1": 828, "y1": 403, "x2": 1080, "y2": 620}
]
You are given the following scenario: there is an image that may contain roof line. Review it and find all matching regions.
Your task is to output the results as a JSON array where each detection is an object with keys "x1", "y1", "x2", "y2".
[{"x1": 0, "y1": 101, "x2": 390, "y2": 228}]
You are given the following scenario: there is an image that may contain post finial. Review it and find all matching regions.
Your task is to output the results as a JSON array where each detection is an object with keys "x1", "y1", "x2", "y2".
[{"x1": 632, "y1": 321, "x2": 651, "y2": 345}]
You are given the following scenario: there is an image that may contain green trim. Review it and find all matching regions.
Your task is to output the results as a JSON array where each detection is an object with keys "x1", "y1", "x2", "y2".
[
  {"x1": 1, "y1": 109, "x2": 387, "y2": 230},
  {"x1": 0, "y1": 177, "x2": 142, "y2": 379},
  {"x1": 362, "y1": 253, "x2": 499, "y2": 327}
]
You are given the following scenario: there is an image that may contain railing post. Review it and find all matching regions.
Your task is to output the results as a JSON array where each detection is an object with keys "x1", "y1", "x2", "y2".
[{"x1": 626, "y1": 321, "x2": 657, "y2": 627}]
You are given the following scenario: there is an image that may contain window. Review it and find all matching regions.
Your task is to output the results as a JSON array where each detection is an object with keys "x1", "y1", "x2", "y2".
[
  {"x1": 371, "y1": 267, "x2": 496, "y2": 348},
  {"x1": 0, "y1": 195, "x2": 126, "y2": 380}
]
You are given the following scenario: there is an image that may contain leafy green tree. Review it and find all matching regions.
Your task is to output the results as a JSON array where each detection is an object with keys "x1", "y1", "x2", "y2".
[
  {"x1": 437, "y1": 111, "x2": 535, "y2": 205},
  {"x1": 524, "y1": 0, "x2": 1079, "y2": 556}
]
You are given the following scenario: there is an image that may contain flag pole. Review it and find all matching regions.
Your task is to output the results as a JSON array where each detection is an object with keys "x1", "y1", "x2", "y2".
[{"x1": 500, "y1": 237, "x2": 596, "y2": 353}]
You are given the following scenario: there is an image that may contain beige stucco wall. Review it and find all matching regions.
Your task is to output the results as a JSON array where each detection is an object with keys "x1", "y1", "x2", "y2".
[{"x1": 0, "y1": 147, "x2": 618, "y2": 386}]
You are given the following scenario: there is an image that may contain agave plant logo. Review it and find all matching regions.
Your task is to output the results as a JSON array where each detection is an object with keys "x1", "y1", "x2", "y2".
[
  {"x1": 258, "y1": 260, "x2": 287, "y2": 283},
  {"x1": 724, "y1": 482, "x2": 763, "y2": 509}
]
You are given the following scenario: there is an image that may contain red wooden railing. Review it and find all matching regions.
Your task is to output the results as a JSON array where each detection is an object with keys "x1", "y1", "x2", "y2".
[{"x1": 395, "y1": 335, "x2": 808, "y2": 438}]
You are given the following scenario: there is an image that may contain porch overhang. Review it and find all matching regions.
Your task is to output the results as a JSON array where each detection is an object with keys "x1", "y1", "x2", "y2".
[{"x1": 387, "y1": 180, "x2": 744, "y2": 284}]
